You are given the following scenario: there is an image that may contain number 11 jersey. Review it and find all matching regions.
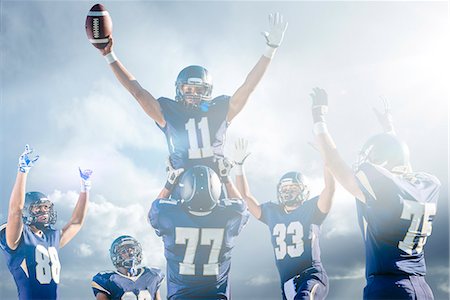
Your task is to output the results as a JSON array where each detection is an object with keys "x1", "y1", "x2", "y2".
[
  {"x1": 0, "y1": 224, "x2": 61, "y2": 300},
  {"x1": 157, "y1": 96, "x2": 230, "y2": 170}
]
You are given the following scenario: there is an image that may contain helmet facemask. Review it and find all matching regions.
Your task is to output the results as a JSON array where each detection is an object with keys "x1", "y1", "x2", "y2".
[
  {"x1": 23, "y1": 195, "x2": 57, "y2": 230},
  {"x1": 175, "y1": 66, "x2": 213, "y2": 111},
  {"x1": 110, "y1": 237, "x2": 143, "y2": 276}
]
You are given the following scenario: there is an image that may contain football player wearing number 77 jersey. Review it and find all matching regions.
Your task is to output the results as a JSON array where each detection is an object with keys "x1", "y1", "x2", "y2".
[
  {"x1": 310, "y1": 88, "x2": 441, "y2": 299},
  {"x1": 0, "y1": 145, "x2": 92, "y2": 300},
  {"x1": 233, "y1": 139, "x2": 336, "y2": 300},
  {"x1": 149, "y1": 165, "x2": 249, "y2": 299}
]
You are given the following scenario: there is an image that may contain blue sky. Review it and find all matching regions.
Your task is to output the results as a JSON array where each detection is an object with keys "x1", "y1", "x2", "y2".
[{"x1": 1, "y1": 1, "x2": 448, "y2": 299}]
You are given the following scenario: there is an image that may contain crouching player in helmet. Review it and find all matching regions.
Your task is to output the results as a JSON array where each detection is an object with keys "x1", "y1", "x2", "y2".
[
  {"x1": 232, "y1": 139, "x2": 335, "y2": 300},
  {"x1": 0, "y1": 145, "x2": 92, "y2": 300},
  {"x1": 91, "y1": 235, "x2": 164, "y2": 300},
  {"x1": 148, "y1": 165, "x2": 249, "y2": 299},
  {"x1": 310, "y1": 88, "x2": 441, "y2": 299}
]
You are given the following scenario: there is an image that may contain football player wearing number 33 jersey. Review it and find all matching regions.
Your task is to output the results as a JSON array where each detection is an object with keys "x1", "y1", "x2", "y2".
[
  {"x1": 95, "y1": 12, "x2": 288, "y2": 183},
  {"x1": 311, "y1": 88, "x2": 441, "y2": 299},
  {"x1": 0, "y1": 145, "x2": 92, "y2": 300}
]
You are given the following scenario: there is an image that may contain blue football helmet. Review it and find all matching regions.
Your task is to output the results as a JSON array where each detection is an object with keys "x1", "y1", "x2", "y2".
[
  {"x1": 23, "y1": 191, "x2": 57, "y2": 230},
  {"x1": 356, "y1": 133, "x2": 411, "y2": 173},
  {"x1": 179, "y1": 165, "x2": 221, "y2": 214},
  {"x1": 110, "y1": 235, "x2": 143, "y2": 275},
  {"x1": 175, "y1": 65, "x2": 213, "y2": 109},
  {"x1": 277, "y1": 172, "x2": 310, "y2": 207}
]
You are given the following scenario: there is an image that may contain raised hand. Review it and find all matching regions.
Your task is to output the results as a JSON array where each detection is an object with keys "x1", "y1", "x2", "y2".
[
  {"x1": 79, "y1": 168, "x2": 93, "y2": 192},
  {"x1": 166, "y1": 159, "x2": 184, "y2": 185},
  {"x1": 234, "y1": 138, "x2": 251, "y2": 165},
  {"x1": 18, "y1": 144, "x2": 39, "y2": 174},
  {"x1": 262, "y1": 12, "x2": 288, "y2": 48},
  {"x1": 373, "y1": 96, "x2": 394, "y2": 133},
  {"x1": 310, "y1": 87, "x2": 328, "y2": 123}
]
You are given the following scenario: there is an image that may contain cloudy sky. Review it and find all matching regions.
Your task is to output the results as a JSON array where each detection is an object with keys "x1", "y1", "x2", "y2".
[{"x1": 0, "y1": 1, "x2": 448, "y2": 299}]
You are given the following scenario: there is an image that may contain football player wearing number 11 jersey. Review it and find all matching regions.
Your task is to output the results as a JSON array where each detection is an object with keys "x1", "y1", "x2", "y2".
[
  {"x1": 0, "y1": 145, "x2": 92, "y2": 300},
  {"x1": 233, "y1": 139, "x2": 336, "y2": 300},
  {"x1": 311, "y1": 88, "x2": 441, "y2": 299}
]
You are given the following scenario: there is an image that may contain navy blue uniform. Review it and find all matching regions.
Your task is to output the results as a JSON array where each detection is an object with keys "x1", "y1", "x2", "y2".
[
  {"x1": 149, "y1": 198, "x2": 249, "y2": 300},
  {"x1": 0, "y1": 223, "x2": 61, "y2": 300},
  {"x1": 260, "y1": 197, "x2": 328, "y2": 300},
  {"x1": 355, "y1": 162, "x2": 440, "y2": 299},
  {"x1": 91, "y1": 267, "x2": 164, "y2": 299},
  {"x1": 157, "y1": 96, "x2": 230, "y2": 171}
]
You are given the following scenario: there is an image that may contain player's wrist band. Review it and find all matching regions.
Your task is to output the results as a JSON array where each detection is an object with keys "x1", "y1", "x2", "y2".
[
  {"x1": 104, "y1": 51, "x2": 118, "y2": 64},
  {"x1": 81, "y1": 181, "x2": 91, "y2": 193},
  {"x1": 313, "y1": 122, "x2": 329, "y2": 135},
  {"x1": 18, "y1": 167, "x2": 28, "y2": 174},
  {"x1": 263, "y1": 45, "x2": 277, "y2": 59},
  {"x1": 234, "y1": 164, "x2": 243, "y2": 176}
]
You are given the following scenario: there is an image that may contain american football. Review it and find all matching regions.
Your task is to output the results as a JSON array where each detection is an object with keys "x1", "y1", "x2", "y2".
[{"x1": 85, "y1": 4, "x2": 112, "y2": 49}]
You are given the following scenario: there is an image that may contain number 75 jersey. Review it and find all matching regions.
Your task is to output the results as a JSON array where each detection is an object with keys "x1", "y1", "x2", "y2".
[
  {"x1": 157, "y1": 96, "x2": 230, "y2": 170},
  {"x1": 0, "y1": 224, "x2": 61, "y2": 300},
  {"x1": 149, "y1": 198, "x2": 249, "y2": 300},
  {"x1": 355, "y1": 163, "x2": 441, "y2": 276}
]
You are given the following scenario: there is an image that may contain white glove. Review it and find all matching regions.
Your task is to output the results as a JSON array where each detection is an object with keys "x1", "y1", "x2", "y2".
[
  {"x1": 262, "y1": 12, "x2": 288, "y2": 48},
  {"x1": 18, "y1": 144, "x2": 39, "y2": 173},
  {"x1": 373, "y1": 96, "x2": 395, "y2": 134},
  {"x1": 233, "y1": 138, "x2": 251, "y2": 165},
  {"x1": 166, "y1": 159, "x2": 184, "y2": 185},
  {"x1": 79, "y1": 168, "x2": 93, "y2": 192}
]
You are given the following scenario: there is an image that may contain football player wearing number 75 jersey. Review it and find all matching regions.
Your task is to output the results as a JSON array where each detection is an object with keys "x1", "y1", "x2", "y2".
[
  {"x1": 0, "y1": 145, "x2": 93, "y2": 300},
  {"x1": 310, "y1": 88, "x2": 441, "y2": 299},
  {"x1": 233, "y1": 139, "x2": 336, "y2": 300},
  {"x1": 149, "y1": 165, "x2": 249, "y2": 299}
]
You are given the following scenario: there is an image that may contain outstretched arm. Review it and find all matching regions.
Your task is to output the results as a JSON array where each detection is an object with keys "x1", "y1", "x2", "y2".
[
  {"x1": 6, "y1": 145, "x2": 39, "y2": 250},
  {"x1": 227, "y1": 13, "x2": 288, "y2": 122},
  {"x1": 310, "y1": 88, "x2": 365, "y2": 201},
  {"x1": 60, "y1": 168, "x2": 92, "y2": 248},
  {"x1": 99, "y1": 37, "x2": 165, "y2": 126},
  {"x1": 316, "y1": 167, "x2": 335, "y2": 213},
  {"x1": 233, "y1": 139, "x2": 262, "y2": 219}
]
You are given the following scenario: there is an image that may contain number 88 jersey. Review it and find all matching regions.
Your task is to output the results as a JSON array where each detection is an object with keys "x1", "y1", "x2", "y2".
[
  {"x1": 0, "y1": 223, "x2": 61, "y2": 300},
  {"x1": 156, "y1": 96, "x2": 230, "y2": 171}
]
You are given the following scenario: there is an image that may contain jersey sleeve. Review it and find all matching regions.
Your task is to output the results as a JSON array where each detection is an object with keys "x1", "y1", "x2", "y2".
[
  {"x1": 0, "y1": 223, "x2": 22, "y2": 254},
  {"x1": 308, "y1": 196, "x2": 328, "y2": 225},
  {"x1": 354, "y1": 162, "x2": 398, "y2": 205},
  {"x1": 91, "y1": 272, "x2": 112, "y2": 297},
  {"x1": 148, "y1": 267, "x2": 165, "y2": 297},
  {"x1": 259, "y1": 202, "x2": 275, "y2": 225},
  {"x1": 149, "y1": 199, "x2": 162, "y2": 237},
  {"x1": 225, "y1": 199, "x2": 250, "y2": 236}
]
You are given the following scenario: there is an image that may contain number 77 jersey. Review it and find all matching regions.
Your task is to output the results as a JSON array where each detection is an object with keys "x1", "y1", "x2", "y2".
[
  {"x1": 149, "y1": 198, "x2": 249, "y2": 300},
  {"x1": 354, "y1": 163, "x2": 441, "y2": 277},
  {"x1": 0, "y1": 224, "x2": 61, "y2": 300},
  {"x1": 156, "y1": 96, "x2": 230, "y2": 170}
]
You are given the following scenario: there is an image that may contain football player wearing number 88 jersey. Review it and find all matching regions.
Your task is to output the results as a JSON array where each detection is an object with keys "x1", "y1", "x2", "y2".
[
  {"x1": 0, "y1": 145, "x2": 92, "y2": 300},
  {"x1": 91, "y1": 235, "x2": 164, "y2": 300},
  {"x1": 149, "y1": 165, "x2": 249, "y2": 299},
  {"x1": 311, "y1": 88, "x2": 441, "y2": 299},
  {"x1": 233, "y1": 139, "x2": 335, "y2": 300}
]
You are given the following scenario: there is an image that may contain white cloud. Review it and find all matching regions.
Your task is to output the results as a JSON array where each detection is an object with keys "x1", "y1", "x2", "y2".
[
  {"x1": 76, "y1": 243, "x2": 93, "y2": 257},
  {"x1": 245, "y1": 274, "x2": 278, "y2": 286}
]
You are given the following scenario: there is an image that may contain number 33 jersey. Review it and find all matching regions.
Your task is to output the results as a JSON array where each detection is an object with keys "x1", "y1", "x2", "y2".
[
  {"x1": 354, "y1": 162, "x2": 441, "y2": 277},
  {"x1": 259, "y1": 197, "x2": 328, "y2": 286},
  {"x1": 149, "y1": 198, "x2": 249, "y2": 300},
  {"x1": 0, "y1": 224, "x2": 61, "y2": 300},
  {"x1": 157, "y1": 96, "x2": 230, "y2": 170},
  {"x1": 91, "y1": 267, "x2": 164, "y2": 300}
]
